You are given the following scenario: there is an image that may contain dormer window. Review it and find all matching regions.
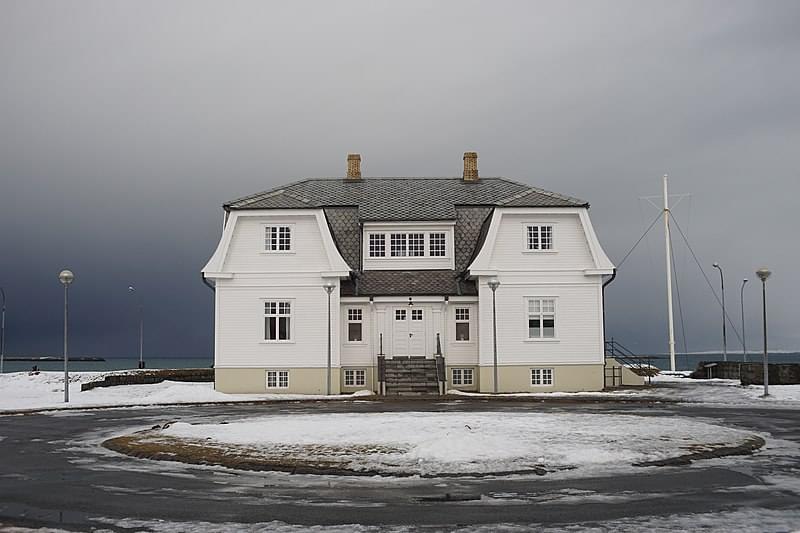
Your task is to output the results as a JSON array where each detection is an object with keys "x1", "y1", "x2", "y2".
[
  {"x1": 429, "y1": 233, "x2": 446, "y2": 256},
  {"x1": 526, "y1": 225, "x2": 553, "y2": 251},
  {"x1": 369, "y1": 234, "x2": 386, "y2": 257},
  {"x1": 265, "y1": 225, "x2": 291, "y2": 252},
  {"x1": 390, "y1": 233, "x2": 407, "y2": 257}
]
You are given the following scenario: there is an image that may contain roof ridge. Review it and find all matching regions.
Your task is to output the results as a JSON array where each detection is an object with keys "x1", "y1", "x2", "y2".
[
  {"x1": 494, "y1": 176, "x2": 588, "y2": 206},
  {"x1": 224, "y1": 178, "x2": 315, "y2": 208}
]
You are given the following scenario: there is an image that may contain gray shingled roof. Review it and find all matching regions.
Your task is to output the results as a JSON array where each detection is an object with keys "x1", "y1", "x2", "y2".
[
  {"x1": 341, "y1": 270, "x2": 477, "y2": 297},
  {"x1": 225, "y1": 177, "x2": 588, "y2": 296},
  {"x1": 225, "y1": 177, "x2": 587, "y2": 221}
]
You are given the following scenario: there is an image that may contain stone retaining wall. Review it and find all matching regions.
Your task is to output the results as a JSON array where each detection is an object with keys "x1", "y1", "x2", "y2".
[
  {"x1": 689, "y1": 361, "x2": 800, "y2": 385},
  {"x1": 81, "y1": 368, "x2": 214, "y2": 391}
]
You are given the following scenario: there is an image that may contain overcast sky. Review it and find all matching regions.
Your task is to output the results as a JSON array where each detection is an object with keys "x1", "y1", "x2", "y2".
[{"x1": 1, "y1": 1, "x2": 798, "y2": 359}]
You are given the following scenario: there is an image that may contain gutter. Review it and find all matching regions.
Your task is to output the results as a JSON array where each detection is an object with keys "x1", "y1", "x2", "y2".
[{"x1": 601, "y1": 268, "x2": 617, "y2": 354}]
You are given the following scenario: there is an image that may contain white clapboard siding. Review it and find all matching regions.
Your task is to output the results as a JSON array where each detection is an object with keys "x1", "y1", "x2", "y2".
[
  {"x1": 445, "y1": 303, "x2": 479, "y2": 365},
  {"x1": 223, "y1": 214, "x2": 334, "y2": 273},
  {"x1": 340, "y1": 303, "x2": 374, "y2": 366},
  {"x1": 477, "y1": 280, "x2": 603, "y2": 366},
  {"x1": 215, "y1": 280, "x2": 340, "y2": 368},
  {"x1": 486, "y1": 213, "x2": 596, "y2": 271}
]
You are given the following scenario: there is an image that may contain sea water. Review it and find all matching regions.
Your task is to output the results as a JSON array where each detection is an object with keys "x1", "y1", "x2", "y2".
[{"x1": 0, "y1": 357, "x2": 213, "y2": 373}]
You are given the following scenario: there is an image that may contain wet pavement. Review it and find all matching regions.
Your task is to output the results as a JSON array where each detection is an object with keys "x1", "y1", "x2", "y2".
[{"x1": 1, "y1": 399, "x2": 798, "y2": 530}]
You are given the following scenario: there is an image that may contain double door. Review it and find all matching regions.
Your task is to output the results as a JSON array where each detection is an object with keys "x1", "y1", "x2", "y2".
[{"x1": 391, "y1": 306, "x2": 426, "y2": 356}]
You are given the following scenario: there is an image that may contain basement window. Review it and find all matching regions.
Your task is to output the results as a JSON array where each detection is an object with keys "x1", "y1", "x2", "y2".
[
  {"x1": 344, "y1": 369, "x2": 366, "y2": 387},
  {"x1": 266, "y1": 370, "x2": 289, "y2": 389},
  {"x1": 530, "y1": 368, "x2": 553, "y2": 386},
  {"x1": 452, "y1": 368, "x2": 473, "y2": 386}
]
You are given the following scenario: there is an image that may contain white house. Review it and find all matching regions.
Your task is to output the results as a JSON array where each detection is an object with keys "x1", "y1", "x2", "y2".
[{"x1": 202, "y1": 152, "x2": 618, "y2": 395}]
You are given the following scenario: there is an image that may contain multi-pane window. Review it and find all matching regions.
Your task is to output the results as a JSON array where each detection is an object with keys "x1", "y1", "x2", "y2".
[
  {"x1": 390, "y1": 233, "x2": 407, "y2": 257},
  {"x1": 527, "y1": 298, "x2": 556, "y2": 339},
  {"x1": 395, "y1": 309, "x2": 406, "y2": 321},
  {"x1": 265, "y1": 226, "x2": 291, "y2": 251},
  {"x1": 344, "y1": 369, "x2": 366, "y2": 387},
  {"x1": 369, "y1": 234, "x2": 386, "y2": 257},
  {"x1": 411, "y1": 309, "x2": 423, "y2": 321},
  {"x1": 347, "y1": 308, "x2": 363, "y2": 342},
  {"x1": 526, "y1": 225, "x2": 553, "y2": 251},
  {"x1": 429, "y1": 233, "x2": 446, "y2": 257},
  {"x1": 531, "y1": 368, "x2": 554, "y2": 386},
  {"x1": 455, "y1": 308, "x2": 470, "y2": 341},
  {"x1": 452, "y1": 368, "x2": 474, "y2": 386},
  {"x1": 264, "y1": 300, "x2": 292, "y2": 341},
  {"x1": 408, "y1": 233, "x2": 425, "y2": 257},
  {"x1": 267, "y1": 370, "x2": 289, "y2": 388},
  {"x1": 367, "y1": 232, "x2": 449, "y2": 259}
]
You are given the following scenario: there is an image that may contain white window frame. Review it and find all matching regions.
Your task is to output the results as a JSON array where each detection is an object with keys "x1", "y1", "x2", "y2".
[
  {"x1": 346, "y1": 308, "x2": 364, "y2": 344},
  {"x1": 451, "y1": 368, "x2": 474, "y2": 386},
  {"x1": 524, "y1": 297, "x2": 558, "y2": 341},
  {"x1": 522, "y1": 222, "x2": 556, "y2": 253},
  {"x1": 262, "y1": 223, "x2": 294, "y2": 254},
  {"x1": 364, "y1": 230, "x2": 452, "y2": 260},
  {"x1": 368, "y1": 233, "x2": 386, "y2": 257},
  {"x1": 262, "y1": 299, "x2": 294, "y2": 343},
  {"x1": 266, "y1": 370, "x2": 290, "y2": 389},
  {"x1": 454, "y1": 307, "x2": 471, "y2": 343},
  {"x1": 408, "y1": 233, "x2": 425, "y2": 257},
  {"x1": 344, "y1": 369, "x2": 366, "y2": 387},
  {"x1": 429, "y1": 232, "x2": 446, "y2": 257},
  {"x1": 530, "y1": 368, "x2": 554, "y2": 387},
  {"x1": 390, "y1": 233, "x2": 408, "y2": 257}
]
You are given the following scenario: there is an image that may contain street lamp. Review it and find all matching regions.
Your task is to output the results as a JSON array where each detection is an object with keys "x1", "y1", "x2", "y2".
[
  {"x1": 58, "y1": 270, "x2": 75, "y2": 403},
  {"x1": 128, "y1": 286, "x2": 145, "y2": 369},
  {"x1": 0, "y1": 286, "x2": 6, "y2": 374},
  {"x1": 756, "y1": 267, "x2": 771, "y2": 397},
  {"x1": 487, "y1": 277, "x2": 500, "y2": 393},
  {"x1": 323, "y1": 281, "x2": 336, "y2": 395},
  {"x1": 740, "y1": 279, "x2": 748, "y2": 362},
  {"x1": 712, "y1": 263, "x2": 727, "y2": 362}
]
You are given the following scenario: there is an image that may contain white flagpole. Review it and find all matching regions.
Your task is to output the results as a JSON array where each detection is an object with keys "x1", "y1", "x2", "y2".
[{"x1": 663, "y1": 175, "x2": 677, "y2": 371}]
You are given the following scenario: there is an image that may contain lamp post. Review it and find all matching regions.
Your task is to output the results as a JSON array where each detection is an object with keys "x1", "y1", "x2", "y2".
[
  {"x1": 0, "y1": 286, "x2": 6, "y2": 374},
  {"x1": 740, "y1": 279, "x2": 748, "y2": 362},
  {"x1": 756, "y1": 267, "x2": 771, "y2": 397},
  {"x1": 712, "y1": 263, "x2": 727, "y2": 362},
  {"x1": 323, "y1": 281, "x2": 336, "y2": 395},
  {"x1": 487, "y1": 277, "x2": 500, "y2": 393},
  {"x1": 58, "y1": 270, "x2": 74, "y2": 403},
  {"x1": 128, "y1": 286, "x2": 145, "y2": 369}
]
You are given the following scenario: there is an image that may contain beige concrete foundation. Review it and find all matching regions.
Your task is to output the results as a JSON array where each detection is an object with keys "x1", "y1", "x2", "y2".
[
  {"x1": 215, "y1": 367, "x2": 342, "y2": 394},
  {"x1": 478, "y1": 364, "x2": 604, "y2": 393},
  {"x1": 445, "y1": 365, "x2": 480, "y2": 392},
  {"x1": 340, "y1": 366, "x2": 378, "y2": 394}
]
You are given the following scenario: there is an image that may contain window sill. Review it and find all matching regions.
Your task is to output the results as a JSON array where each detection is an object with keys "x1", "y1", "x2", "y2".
[
  {"x1": 266, "y1": 387, "x2": 290, "y2": 390},
  {"x1": 453, "y1": 340, "x2": 474, "y2": 345},
  {"x1": 530, "y1": 384, "x2": 555, "y2": 388},
  {"x1": 523, "y1": 338, "x2": 560, "y2": 343},
  {"x1": 522, "y1": 250, "x2": 558, "y2": 254},
  {"x1": 260, "y1": 251, "x2": 296, "y2": 255},
  {"x1": 345, "y1": 341, "x2": 367, "y2": 345},
  {"x1": 260, "y1": 340, "x2": 296, "y2": 345}
]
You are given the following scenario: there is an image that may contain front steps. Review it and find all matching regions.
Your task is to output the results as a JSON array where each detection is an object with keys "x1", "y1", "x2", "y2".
[{"x1": 383, "y1": 357, "x2": 441, "y2": 396}]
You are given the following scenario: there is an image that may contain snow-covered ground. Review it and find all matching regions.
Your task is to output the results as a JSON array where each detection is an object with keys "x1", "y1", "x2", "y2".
[
  {"x1": 0, "y1": 371, "x2": 371, "y2": 413},
  {"x1": 1, "y1": 370, "x2": 798, "y2": 413},
  {"x1": 157, "y1": 411, "x2": 758, "y2": 477}
]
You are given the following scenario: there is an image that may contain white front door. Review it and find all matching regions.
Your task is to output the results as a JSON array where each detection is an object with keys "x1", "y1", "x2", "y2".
[{"x1": 392, "y1": 307, "x2": 427, "y2": 356}]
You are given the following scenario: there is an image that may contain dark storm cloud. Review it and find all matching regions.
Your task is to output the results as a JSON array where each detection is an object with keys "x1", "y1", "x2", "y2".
[{"x1": 1, "y1": 0, "x2": 798, "y2": 357}]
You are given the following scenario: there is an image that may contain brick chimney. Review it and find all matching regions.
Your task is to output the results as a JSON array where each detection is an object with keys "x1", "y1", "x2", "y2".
[
  {"x1": 346, "y1": 153, "x2": 362, "y2": 180},
  {"x1": 463, "y1": 151, "x2": 478, "y2": 181}
]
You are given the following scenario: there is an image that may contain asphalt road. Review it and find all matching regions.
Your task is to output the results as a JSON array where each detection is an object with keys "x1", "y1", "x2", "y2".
[{"x1": 1, "y1": 399, "x2": 799, "y2": 531}]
